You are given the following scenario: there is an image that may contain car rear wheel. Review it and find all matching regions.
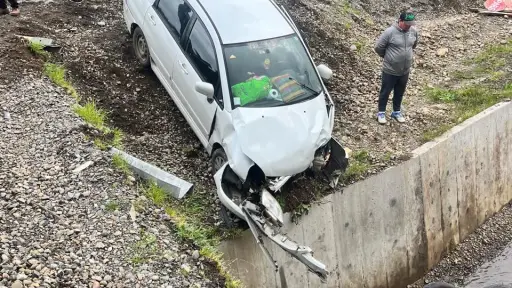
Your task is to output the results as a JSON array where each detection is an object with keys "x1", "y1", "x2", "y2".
[{"x1": 132, "y1": 27, "x2": 150, "y2": 68}]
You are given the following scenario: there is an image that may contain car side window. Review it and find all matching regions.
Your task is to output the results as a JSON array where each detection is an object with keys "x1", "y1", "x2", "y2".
[
  {"x1": 185, "y1": 20, "x2": 222, "y2": 106},
  {"x1": 156, "y1": 0, "x2": 192, "y2": 39}
]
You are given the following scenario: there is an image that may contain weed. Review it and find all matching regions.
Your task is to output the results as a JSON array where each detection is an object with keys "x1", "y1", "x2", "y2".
[
  {"x1": 382, "y1": 152, "x2": 392, "y2": 162},
  {"x1": 472, "y1": 40, "x2": 512, "y2": 66},
  {"x1": 129, "y1": 229, "x2": 159, "y2": 264},
  {"x1": 342, "y1": 149, "x2": 371, "y2": 183},
  {"x1": 93, "y1": 138, "x2": 107, "y2": 150},
  {"x1": 420, "y1": 124, "x2": 452, "y2": 143},
  {"x1": 73, "y1": 101, "x2": 107, "y2": 130},
  {"x1": 342, "y1": 161, "x2": 370, "y2": 182},
  {"x1": 28, "y1": 41, "x2": 50, "y2": 60},
  {"x1": 291, "y1": 203, "x2": 311, "y2": 224},
  {"x1": 143, "y1": 181, "x2": 242, "y2": 288},
  {"x1": 352, "y1": 149, "x2": 370, "y2": 162},
  {"x1": 144, "y1": 181, "x2": 168, "y2": 206},
  {"x1": 43, "y1": 63, "x2": 79, "y2": 99},
  {"x1": 425, "y1": 87, "x2": 457, "y2": 103},
  {"x1": 111, "y1": 128, "x2": 124, "y2": 148},
  {"x1": 105, "y1": 200, "x2": 120, "y2": 212},
  {"x1": 339, "y1": 0, "x2": 360, "y2": 16},
  {"x1": 423, "y1": 39, "x2": 512, "y2": 141},
  {"x1": 112, "y1": 154, "x2": 132, "y2": 176}
]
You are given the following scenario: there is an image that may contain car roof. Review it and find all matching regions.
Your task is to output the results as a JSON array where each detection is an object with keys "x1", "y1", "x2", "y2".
[{"x1": 197, "y1": 0, "x2": 295, "y2": 45}]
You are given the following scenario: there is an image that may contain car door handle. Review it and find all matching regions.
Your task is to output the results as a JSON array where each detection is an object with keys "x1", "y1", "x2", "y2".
[
  {"x1": 179, "y1": 61, "x2": 188, "y2": 75},
  {"x1": 149, "y1": 15, "x2": 156, "y2": 26}
]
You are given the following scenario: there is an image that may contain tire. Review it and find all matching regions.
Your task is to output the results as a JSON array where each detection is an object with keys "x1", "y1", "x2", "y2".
[
  {"x1": 132, "y1": 27, "x2": 151, "y2": 69},
  {"x1": 211, "y1": 148, "x2": 228, "y2": 175}
]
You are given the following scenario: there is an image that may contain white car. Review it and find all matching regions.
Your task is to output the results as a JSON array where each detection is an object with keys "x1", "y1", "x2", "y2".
[{"x1": 123, "y1": 0, "x2": 348, "y2": 279}]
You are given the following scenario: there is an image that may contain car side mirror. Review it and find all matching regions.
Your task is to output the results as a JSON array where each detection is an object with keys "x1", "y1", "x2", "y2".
[
  {"x1": 195, "y1": 82, "x2": 214, "y2": 100},
  {"x1": 317, "y1": 64, "x2": 333, "y2": 81}
]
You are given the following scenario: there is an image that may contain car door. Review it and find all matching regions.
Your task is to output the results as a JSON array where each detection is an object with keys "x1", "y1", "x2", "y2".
[
  {"x1": 143, "y1": 0, "x2": 193, "y2": 85},
  {"x1": 172, "y1": 16, "x2": 221, "y2": 147}
]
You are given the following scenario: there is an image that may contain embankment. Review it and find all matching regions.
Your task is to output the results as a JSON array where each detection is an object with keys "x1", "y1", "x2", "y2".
[{"x1": 219, "y1": 100, "x2": 512, "y2": 288}]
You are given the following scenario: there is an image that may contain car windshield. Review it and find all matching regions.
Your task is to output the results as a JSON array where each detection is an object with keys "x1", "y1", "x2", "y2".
[{"x1": 224, "y1": 34, "x2": 323, "y2": 108}]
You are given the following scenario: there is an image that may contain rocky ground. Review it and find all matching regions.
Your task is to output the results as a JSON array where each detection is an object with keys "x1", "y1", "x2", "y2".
[
  {"x1": 409, "y1": 203, "x2": 512, "y2": 288},
  {"x1": 0, "y1": 78, "x2": 224, "y2": 286},
  {"x1": 0, "y1": 0, "x2": 511, "y2": 286},
  {"x1": 0, "y1": 0, "x2": 509, "y2": 214}
]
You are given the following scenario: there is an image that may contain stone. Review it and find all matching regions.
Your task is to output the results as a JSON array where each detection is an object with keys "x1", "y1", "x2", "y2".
[{"x1": 437, "y1": 48, "x2": 448, "y2": 56}]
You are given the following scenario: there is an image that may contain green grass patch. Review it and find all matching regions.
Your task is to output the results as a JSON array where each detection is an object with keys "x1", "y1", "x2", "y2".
[
  {"x1": 423, "y1": 40, "x2": 512, "y2": 142},
  {"x1": 112, "y1": 154, "x2": 132, "y2": 176},
  {"x1": 43, "y1": 63, "x2": 79, "y2": 100},
  {"x1": 342, "y1": 150, "x2": 371, "y2": 183},
  {"x1": 425, "y1": 85, "x2": 509, "y2": 122},
  {"x1": 472, "y1": 40, "x2": 512, "y2": 66},
  {"x1": 141, "y1": 180, "x2": 241, "y2": 288},
  {"x1": 28, "y1": 41, "x2": 50, "y2": 60},
  {"x1": 105, "y1": 200, "x2": 120, "y2": 212},
  {"x1": 93, "y1": 138, "x2": 108, "y2": 150},
  {"x1": 420, "y1": 124, "x2": 452, "y2": 143},
  {"x1": 73, "y1": 101, "x2": 107, "y2": 130},
  {"x1": 129, "y1": 229, "x2": 160, "y2": 264},
  {"x1": 111, "y1": 128, "x2": 124, "y2": 148}
]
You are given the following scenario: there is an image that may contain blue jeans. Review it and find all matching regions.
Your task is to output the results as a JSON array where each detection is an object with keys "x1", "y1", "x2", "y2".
[{"x1": 378, "y1": 72, "x2": 409, "y2": 112}]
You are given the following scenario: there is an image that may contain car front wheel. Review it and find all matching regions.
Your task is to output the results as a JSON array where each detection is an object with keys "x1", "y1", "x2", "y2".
[
  {"x1": 211, "y1": 148, "x2": 228, "y2": 175},
  {"x1": 132, "y1": 27, "x2": 150, "y2": 68}
]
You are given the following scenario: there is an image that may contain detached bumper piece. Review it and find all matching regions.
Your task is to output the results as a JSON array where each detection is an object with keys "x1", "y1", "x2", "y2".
[{"x1": 242, "y1": 201, "x2": 329, "y2": 282}]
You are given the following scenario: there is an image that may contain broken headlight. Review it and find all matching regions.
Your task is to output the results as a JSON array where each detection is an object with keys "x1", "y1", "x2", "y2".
[{"x1": 261, "y1": 190, "x2": 284, "y2": 226}]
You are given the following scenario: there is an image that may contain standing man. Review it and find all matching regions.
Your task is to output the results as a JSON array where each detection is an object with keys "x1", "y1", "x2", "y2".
[
  {"x1": 374, "y1": 11, "x2": 418, "y2": 124},
  {"x1": 0, "y1": 0, "x2": 20, "y2": 16}
]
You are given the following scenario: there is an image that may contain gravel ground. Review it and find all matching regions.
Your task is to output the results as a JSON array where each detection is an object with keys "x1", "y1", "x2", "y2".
[
  {"x1": 0, "y1": 0, "x2": 511, "y2": 287},
  {"x1": 409, "y1": 203, "x2": 512, "y2": 288},
  {"x1": 0, "y1": 77, "x2": 224, "y2": 287},
  {"x1": 0, "y1": 0, "x2": 509, "y2": 215}
]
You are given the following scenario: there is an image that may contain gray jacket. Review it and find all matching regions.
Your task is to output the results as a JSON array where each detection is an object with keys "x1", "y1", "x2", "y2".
[{"x1": 374, "y1": 23, "x2": 419, "y2": 76}]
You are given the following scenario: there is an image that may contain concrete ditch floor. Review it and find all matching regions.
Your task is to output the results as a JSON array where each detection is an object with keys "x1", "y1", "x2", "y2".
[
  {"x1": 409, "y1": 202, "x2": 512, "y2": 287},
  {"x1": 0, "y1": 77, "x2": 224, "y2": 287}
]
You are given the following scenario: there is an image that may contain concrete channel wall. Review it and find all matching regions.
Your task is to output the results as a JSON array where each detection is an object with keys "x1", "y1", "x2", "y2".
[{"x1": 218, "y1": 101, "x2": 512, "y2": 288}]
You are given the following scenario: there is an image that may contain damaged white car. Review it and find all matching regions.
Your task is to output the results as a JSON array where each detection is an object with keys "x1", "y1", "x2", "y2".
[{"x1": 123, "y1": 0, "x2": 349, "y2": 281}]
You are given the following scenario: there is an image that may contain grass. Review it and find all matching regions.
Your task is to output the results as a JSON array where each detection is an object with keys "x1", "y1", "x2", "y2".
[
  {"x1": 28, "y1": 42, "x2": 124, "y2": 151},
  {"x1": 420, "y1": 124, "x2": 453, "y2": 143},
  {"x1": 129, "y1": 229, "x2": 160, "y2": 264},
  {"x1": 73, "y1": 101, "x2": 107, "y2": 130},
  {"x1": 28, "y1": 41, "x2": 50, "y2": 60},
  {"x1": 341, "y1": 149, "x2": 371, "y2": 183},
  {"x1": 141, "y1": 181, "x2": 242, "y2": 288},
  {"x1": 112, "y1": 154, "x2": 132, "y2": 176},
  {"x1": 422, "y1": 39, "x2": 512, "y2": 142},
  {"x1": 43, "y1": 63, "x2": 79, "y2": 100},
  {"x1": 105, "y1": 200, "x2": 120, "y2": 212}
]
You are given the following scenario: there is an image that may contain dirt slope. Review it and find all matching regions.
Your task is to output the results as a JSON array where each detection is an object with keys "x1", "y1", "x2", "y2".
[{"x1": 1, "y1": 0, "x2": 511, "y2": 234}]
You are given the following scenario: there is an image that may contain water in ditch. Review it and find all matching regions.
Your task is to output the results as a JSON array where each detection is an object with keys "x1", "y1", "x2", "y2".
[{"x1": 464, "y1": 243, "x2": 512, "y2": 287}]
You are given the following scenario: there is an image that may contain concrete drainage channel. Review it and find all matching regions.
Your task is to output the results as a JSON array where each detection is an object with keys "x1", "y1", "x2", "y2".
[
  {"x1": 216, "y1": 101, "x2": 512, "y2": 288},
  {"x1": 109, "y1": 102, "x2": 512, "y2": 288}
]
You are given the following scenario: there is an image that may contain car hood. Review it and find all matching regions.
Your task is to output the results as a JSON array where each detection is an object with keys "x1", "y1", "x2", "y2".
[{"x1": 230, "y1": 94, "x2": 332, "y2": 177}]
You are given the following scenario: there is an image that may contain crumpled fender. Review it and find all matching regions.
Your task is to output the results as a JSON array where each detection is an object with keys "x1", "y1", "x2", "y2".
[{"x1": 214, "y1": 110, "x2": 254, "y2": 181}]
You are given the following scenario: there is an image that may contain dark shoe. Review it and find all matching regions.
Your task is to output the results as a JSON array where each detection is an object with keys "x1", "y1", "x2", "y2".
[
  {"x1": 10, "y1": 8, "x2": 20, "y2": 16},
  {"x1": 0, "y1": 8, "x2": 9, "y2": 15}
]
